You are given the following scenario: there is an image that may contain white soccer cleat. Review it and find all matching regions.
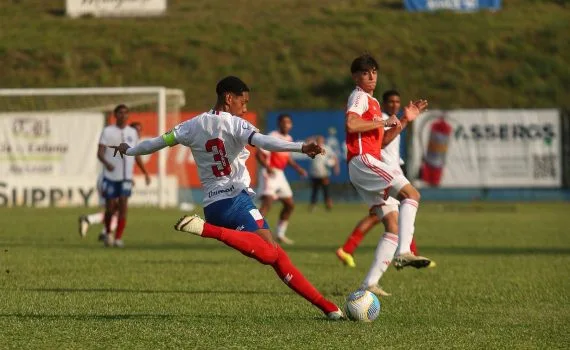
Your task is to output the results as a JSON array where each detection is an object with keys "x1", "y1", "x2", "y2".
[
  {"x1": 113, "y1": 239, "x2": 125, "y2": 248},
  {"x1": 326, "y1": 308, "x2": 345, "y2": 320},
  {"x1": 78, "y1": 215, "x2": 89, "y2": 238},
  {"x1": 276, "y1": 235, "x2": 295, "y2": 245},
  {"x1": 365, "y1": 284, "x2": 392, "y2": 297},
  {"x1": 393, "y1": 252, "x2": 431, "y2": 270},
  {"x1": 174, "y1": 214, "x2": 205, "y2": 236}
]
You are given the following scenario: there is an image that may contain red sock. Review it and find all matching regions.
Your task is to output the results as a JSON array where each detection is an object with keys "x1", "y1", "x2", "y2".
[
  {"x1": 410, "y1": 237, "x2": 418, "y2": 255},
  {"x1": 202, "y1": 223, "x2": 278, "y2": 264},
  {"x1": 201, "y1": 223, "x2": 337, "y2": 314},
  {"x1": 272, "y1": 246, "x2": 338, "y2": 314},
  {"x1": 342, "y1": 228, "x2": 366, "y2": 255},
  {"x1": 115, "y1": 217, "x2": 126, "y2": 240}
]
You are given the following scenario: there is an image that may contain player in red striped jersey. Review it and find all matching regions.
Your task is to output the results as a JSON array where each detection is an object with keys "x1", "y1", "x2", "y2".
[{"x1": 344, "y1": 54, "x2": 432, "y2": 297}]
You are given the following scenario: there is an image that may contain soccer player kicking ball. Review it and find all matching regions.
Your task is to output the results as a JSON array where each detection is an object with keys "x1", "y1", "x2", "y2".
[
  {"x1": 257, "y1": 114, "x2": 307, "y2": 245},
  {"x1": 111, "y1": 76, "x2": 344, "y2": 320},
  {"x1": 344, "y1": 54, "x2": 432, "y2": 297},
  {"x1": 337, "y1": 90, "x2": 430, "y2": 271}
]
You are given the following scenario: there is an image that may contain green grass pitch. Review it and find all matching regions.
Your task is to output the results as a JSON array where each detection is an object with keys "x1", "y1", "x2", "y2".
[{"x1": 1, "y1": 202, "x2": 569, "y2": 349}]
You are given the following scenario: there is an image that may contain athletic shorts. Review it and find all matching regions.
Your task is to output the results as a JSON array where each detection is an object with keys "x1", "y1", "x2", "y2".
[
  {"x1": 204, "y1": 190, "x2": 270, "y2": 232},
  {"x1": 258, "y1": 168, "x2": 293, "y2": 199},
  {"x1": 349, "y1": 154, "x2": 409, "y2": 209},
  {"x1": 101, "y1": 178, "x2": 133, "y2": 200}
]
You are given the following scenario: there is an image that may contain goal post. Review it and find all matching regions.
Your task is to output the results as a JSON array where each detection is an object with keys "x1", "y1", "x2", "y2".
[{"x1": 0, "y1": 87, "x2": 186, "y2": 208}]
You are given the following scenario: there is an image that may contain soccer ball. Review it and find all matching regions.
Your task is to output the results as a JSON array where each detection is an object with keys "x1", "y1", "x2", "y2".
[{"x1": 345, "y1": 290, "x2": 381, "y2": 322}]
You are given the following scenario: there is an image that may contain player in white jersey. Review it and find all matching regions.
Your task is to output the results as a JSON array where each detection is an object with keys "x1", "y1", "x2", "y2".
[
  {"x1": 96, "y1": 105, "x2": 150, "y2": 248},
  {"x1": 78, "y1": 122, "x2": 146, "y2": 241},
  {"x1": 110, "y1": 76, "x2": 343, "y2": 320},
  {"x1": 257, "y1": 114, "x2": 307, "y2": 245}
]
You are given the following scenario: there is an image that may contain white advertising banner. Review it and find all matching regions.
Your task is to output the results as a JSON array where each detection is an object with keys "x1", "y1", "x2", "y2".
[
  {"x1": 410, "y1": 109, "x2": 561, "y2": 188},
  {"x1": 0, "y1": 112, "x2": 103, "y2": 178},
  {"x1": 66, "y1": 0, "x2": 167, "y2": 18},
  {"x1": 0, "y1": 175, "x2": 178, "y2": 208}
]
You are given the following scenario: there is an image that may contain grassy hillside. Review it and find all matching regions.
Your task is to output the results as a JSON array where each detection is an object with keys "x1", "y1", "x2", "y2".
[{"x1": 0, "y1": 0, "x2": 569, "y2": 114}]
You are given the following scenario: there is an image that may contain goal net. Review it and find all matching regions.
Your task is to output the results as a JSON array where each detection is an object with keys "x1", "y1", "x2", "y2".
[{"x1": 0, "y1": 87, "x2": 188, "y2": 208}]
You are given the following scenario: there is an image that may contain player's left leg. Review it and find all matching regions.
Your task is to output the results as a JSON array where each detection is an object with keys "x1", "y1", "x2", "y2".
[
  {"x1": 322, "y1": 177, "x2": 333, "y2": 211},
  {"x1": 360, "y1": 208, "x2": 399, "y2": 296},
  {"x1": 276, "y1": 197, "x2": 295, "y2": 245},
  {"x1": 337, "y1": 214, "x2": 380, "y2": 267},
  {"x1": 275, "y1": 171, "x2": 295, "y2": 245},
  {"x1": 308, "y1": 178, "x2": 320, "y2": 212}
]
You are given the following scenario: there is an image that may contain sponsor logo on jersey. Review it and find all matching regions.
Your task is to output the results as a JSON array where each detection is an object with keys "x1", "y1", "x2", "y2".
[{"x1": 207, "y1": 185, "x2": 235, "y2": 198}]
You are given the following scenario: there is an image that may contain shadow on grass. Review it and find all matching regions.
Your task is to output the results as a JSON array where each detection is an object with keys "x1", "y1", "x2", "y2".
[
  {"x1": 23, "y1": 287, "x2": 292, "y2": 296},
  {"x1": 0, "y1": 312, "x2": 325, "y2": 321},
  {"x1": 4, "y1": 242, "x2": 569, "y2": 256}
]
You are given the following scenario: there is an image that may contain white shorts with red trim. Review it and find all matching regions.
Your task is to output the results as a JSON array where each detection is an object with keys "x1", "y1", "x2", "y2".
[
  {"x1": 258, "y1": 168, "x2": 293, "y2": 199},
  {"x1": 349, "y1": 154, "x2": 409, "y2": 208}
]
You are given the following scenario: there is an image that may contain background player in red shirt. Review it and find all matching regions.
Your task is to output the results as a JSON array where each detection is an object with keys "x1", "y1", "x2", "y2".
[{"x1": 257, "y1": 114, "x2": 307, "y2": 245}]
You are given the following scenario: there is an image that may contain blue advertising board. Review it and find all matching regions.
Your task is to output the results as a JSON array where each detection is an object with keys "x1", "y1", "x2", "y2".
[
  {"x1": 265, "y1": 110, "x2": 349, "y2": 184},
  {"x1": 404, "y1": 0, "x2": 501, "y2": 12}
]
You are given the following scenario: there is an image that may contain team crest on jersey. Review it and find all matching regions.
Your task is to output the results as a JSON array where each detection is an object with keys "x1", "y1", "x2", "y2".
[{"x1": 242, "y1": 121, "x2": 252, "y2": 130}]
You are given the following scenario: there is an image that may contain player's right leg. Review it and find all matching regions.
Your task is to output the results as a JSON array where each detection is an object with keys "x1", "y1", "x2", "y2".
[
  {"x1": 174, "y1": 191, "x2": 343, "y2": 320},
  {"x1": 392, "y1": 184, "x2": 431, "y2": 269}
]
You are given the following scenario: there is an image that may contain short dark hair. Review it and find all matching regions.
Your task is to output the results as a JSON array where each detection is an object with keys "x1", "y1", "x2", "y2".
[
  {"x1": 277, "y1": 114, "x2": 291, "y2": 124},
  {"x1": 129, "y1": 122, "x2": 142, "y2": 128},
  {"x1": 382, "y1": 90, "x2": 400, "y2": 102},
  {"x1": 350, "y1": 54, "x2": 379, "y2": 74},
  {"x1": 114, "y1": 104, "x2": 128, "y2": 115},
  {"x1": 216, "y1": 76, "x2": 250, "y2": 97}
]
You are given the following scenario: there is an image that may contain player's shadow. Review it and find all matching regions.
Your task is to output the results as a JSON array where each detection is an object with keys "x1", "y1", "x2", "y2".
[
  {"x1": 0, "y1": 312, "x2": 319, "y2": 321},
  {"x1": 418, "y1": 246, "x2": 570, "y2": 256},
  {"x1": 285, "y1": 245, "x2": 570, "y2": 256},
  {"x1": 23, "y1": 287, "x2": 293, "y2": 296}
]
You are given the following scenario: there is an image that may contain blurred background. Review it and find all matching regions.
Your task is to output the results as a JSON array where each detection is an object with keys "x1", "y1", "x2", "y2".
[{"x1": 1, "y1": 0, "x2": 569, "y2": 208}]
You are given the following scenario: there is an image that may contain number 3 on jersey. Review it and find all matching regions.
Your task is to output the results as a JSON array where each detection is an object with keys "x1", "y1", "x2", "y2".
[{"x1": 205, "y1": 138, "x2": 231, "y2": 177}]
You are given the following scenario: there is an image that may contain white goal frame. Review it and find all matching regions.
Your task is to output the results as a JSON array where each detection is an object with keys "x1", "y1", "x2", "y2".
[{"x1": 0, "y1": 87, "x2": 185, "y2": 208}]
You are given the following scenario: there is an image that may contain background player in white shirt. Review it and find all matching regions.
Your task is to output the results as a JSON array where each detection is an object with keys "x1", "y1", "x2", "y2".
[
  {"x1": 78, "y1": 122, "x2": 146, "y2": 241},
  {"x1": 111, "y1": 76, "x2": 343, "y2": 320},
  {"x1": 257, "y1": 114, "x2": 307, "y2": 245},
  {"x1": 97, "y1": 105, "x2": 150, "y2": 248},
  {"x1": 308, "y1": 135, "x2": 339, "y2": 212}
]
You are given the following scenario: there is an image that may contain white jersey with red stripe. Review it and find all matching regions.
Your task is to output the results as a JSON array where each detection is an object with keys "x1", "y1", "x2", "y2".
[
  {"x1": 170, "y1": 110, "x2": 257, "y2": 207},
  {"x1": 345, "y1": 86, "x2": 384, "y2": 162},
  {"x1": 261, "y1": 131, "x2": 292, "y2": 170}
]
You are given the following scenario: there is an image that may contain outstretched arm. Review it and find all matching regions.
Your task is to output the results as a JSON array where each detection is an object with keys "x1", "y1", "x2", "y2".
[
  {"x1": 112, "y1": 134, "x2": 176, "y2": 158},
  {"x1": 249, "y1": 132, "x2": 323, "y2": 158}
]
